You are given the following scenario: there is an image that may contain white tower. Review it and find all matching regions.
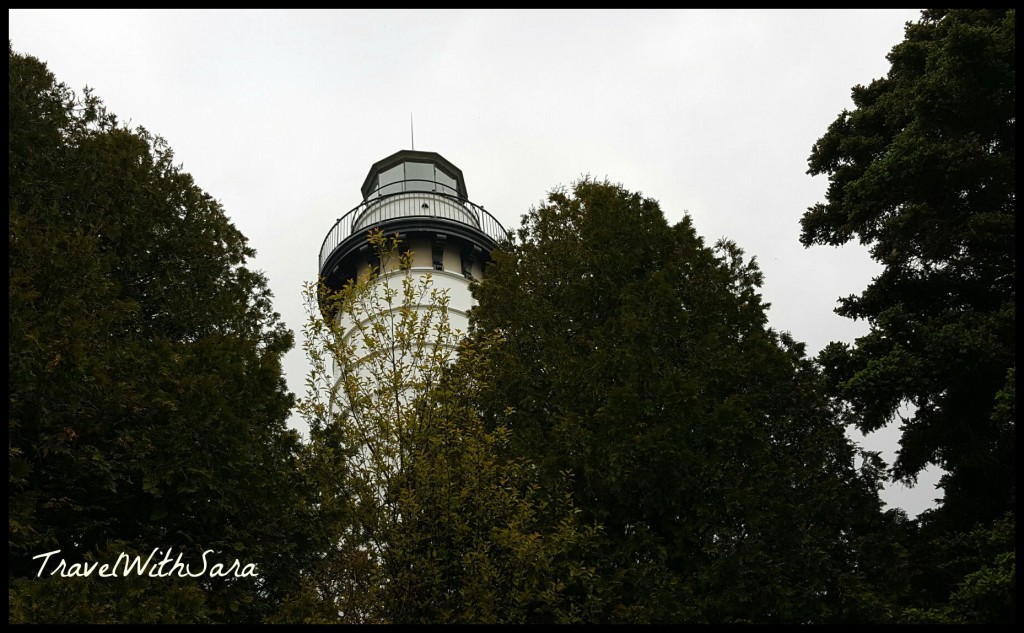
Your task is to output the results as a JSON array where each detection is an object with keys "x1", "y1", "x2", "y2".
[
  {"x1": 317, "y1": 151, "x2": 507, "y2": 499},
  {"x1": 318, "y1": 149, "x2": 506, "y2": 369}
]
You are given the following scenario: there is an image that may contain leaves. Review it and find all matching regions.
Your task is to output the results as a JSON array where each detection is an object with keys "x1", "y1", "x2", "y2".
[
  {"x1": 469, "y1": 178, "x2": 900, "y2": 622},
  {"x1": 800, "y1": 10, "x2": 1015, "y2": 621},
  {"x1": 9, "y1": 44, "x2": 322, "y2": 623},
  {"x1": 299, "y1": 230, "x2": 601, "y2": 623},
  {"x1": 801, "y1": 9, "x2": 1015, "y2": 530}
]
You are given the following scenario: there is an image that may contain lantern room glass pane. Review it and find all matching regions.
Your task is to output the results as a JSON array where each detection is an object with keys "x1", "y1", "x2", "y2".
[
  {"x1": 378, "y1": 164, "x2": 403, "y2": 196},
  {"x1": 405, "y1": 162, "x2": 434, "y2": 192},
  {"x1": 435, "y1": 170, "x2": 458, "y2": 197}
]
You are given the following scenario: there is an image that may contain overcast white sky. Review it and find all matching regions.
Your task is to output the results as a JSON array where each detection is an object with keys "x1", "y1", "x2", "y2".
[{"x1": 10, "y1": 8, "x2": 940, "y2": 517}]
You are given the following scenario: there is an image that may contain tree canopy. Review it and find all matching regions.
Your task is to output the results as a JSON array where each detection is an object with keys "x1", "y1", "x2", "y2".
[
  {"x1": 468, "y1": 179, "x2": 904, "y2": 623},
  {"x1": 9, "y1": 43, "x2": 322, "y2": 623},
  {"x1": 801, "y1": 8, "x2": 1014, "y2": 533},
  {"x1": 799, "y1": 9, "x2": 1015, "y2": 622}
]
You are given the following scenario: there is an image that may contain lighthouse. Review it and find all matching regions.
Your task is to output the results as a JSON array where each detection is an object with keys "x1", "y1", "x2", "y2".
[
  {"x1": 312, "y1": 150, "x2": 509, "y2": 537},
  {"x1": 318, "y1": 149, "x2": 507, "y2": 364}
]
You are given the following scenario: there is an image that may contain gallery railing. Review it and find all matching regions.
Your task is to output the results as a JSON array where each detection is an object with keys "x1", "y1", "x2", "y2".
[{"x1": 319, "y1": 184, "x2": 508, "y2": 273}]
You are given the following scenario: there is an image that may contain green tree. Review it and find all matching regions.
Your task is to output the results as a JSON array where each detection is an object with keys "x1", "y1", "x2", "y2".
[
  {"x1": 801, "y1": 9, "x2": 1014, "y2": 532},
  {"x1": 299, "y1": 230, "x2": 602, "y2": 623},
  {"x1": 9, "y1": 44, "x2": 322, "y2": 623},
  {"x1": 799, "y1": 10, "x2": 1014, "y2": 622},
  {"x1": 469, "y1": 179, "x2": 904, "y2": 623},
  {"x1": 900, "y1": 511, "x2": 1015, "y2": 624}
]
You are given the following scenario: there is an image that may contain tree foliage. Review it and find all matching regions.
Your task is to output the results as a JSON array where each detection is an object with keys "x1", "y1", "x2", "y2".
[
  {"x1": 8, "y1": 43, "x2": 322, "y2": 623},
  {"x1": 299, "y1": 230, "x2": 601, "y2": 623},
  {"x1": 800, "y1": 10, "x2": 1015, "y2": 622},
  {"x1": 469, "y1": 179, "x2": 903, "y2": 622},
  {"x1": 900, "y1": 511, "x2": 1015, "y2": 624},
  {"x1": 801, "y1": 9, "x2": 1015, "y2": 531}
]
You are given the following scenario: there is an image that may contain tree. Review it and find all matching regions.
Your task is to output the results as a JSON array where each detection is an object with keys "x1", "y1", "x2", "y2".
[
  {"x1": 299, "y1": 230, "x2": 602, "y2": 623},
  {"x1": 468, "y1": 179, "x2": 904, "y2": 623},
  {"x1": 801, "y1": 9, "x2": 1015, "y2": 533},
  {"x1": 9, "y1": 44, "x2": 323, "y2": 623},
  {"x1": 799, "y1": 10, "x2": 1014, "y2": 622}
]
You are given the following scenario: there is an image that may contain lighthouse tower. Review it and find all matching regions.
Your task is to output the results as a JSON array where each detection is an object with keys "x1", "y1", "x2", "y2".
[
  {"x1": 318, "y1": 149, "x2": 506, "y2": 351},
  {"x1": 315, "y1": 150, "x2": 508, "y2": 510}
]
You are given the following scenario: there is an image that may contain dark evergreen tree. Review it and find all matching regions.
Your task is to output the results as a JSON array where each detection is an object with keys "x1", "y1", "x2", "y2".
[
  {"x1": 9, "y1": 43, "x2": 323, "y2": 623},
  {"x1": 800, "y1": 10, "x2": 1014, "y2": 622},
  {"x1": 469, "y1": 179, "x2": 904, "y2": 623},
  {"x1": 802, "y1": 8, "x2": 1014, "y2": 532}
]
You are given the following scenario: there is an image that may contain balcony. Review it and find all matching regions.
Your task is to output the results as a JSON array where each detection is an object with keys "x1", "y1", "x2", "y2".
[{"x1": 319, "y1": 184, "x2": 508, "y2": 277}]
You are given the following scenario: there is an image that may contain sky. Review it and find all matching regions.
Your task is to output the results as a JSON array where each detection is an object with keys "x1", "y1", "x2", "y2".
[{"x1": 9, "y1": 8, "x2": 940, "y2": 517}]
